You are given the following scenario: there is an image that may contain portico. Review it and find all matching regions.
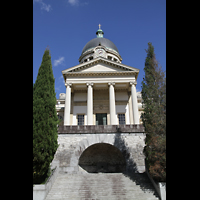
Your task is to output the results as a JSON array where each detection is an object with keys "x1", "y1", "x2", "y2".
[{"x1": 62, "y1": 58, "x2": 140, "y2": 126}]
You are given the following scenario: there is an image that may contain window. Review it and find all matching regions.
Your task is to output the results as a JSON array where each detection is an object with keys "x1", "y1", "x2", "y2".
[
  {"x1": 118, "y1": 114, "x2": 125, "y2": 125},
  {"x1": 89, "y1": 56, "x2": 93, "y2": 60},
  {"x1": 96, "y1": 113, "x2": 107, "y2": 125},
  {"x1": 108, "y1": 56, "x2": 112, "y2": 60},
  {"x1": 114, "y1": 58, "x2": 117, "y2": 62},
  {"x1": 78, "y1": 115, "x2": 84, "y2": 125}
]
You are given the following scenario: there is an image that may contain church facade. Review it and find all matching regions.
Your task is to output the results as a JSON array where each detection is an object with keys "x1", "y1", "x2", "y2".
[
  {"x1": 56, "y1": 26, "x2": 143, "y2": 126},
  {"x1": 52, "y1": 26, "x2": 146, "y2": 174}
]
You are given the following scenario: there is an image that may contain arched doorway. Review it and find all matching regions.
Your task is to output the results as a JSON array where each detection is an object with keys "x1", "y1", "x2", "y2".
[{"x1": 78, "y1": 143, "x2": 126, "y2": 173}]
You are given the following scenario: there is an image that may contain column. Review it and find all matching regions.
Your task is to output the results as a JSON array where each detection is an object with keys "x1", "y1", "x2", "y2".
[
  {"x1": 86, "y1": 82, "x2": 93, "y2": 125},
  {"x1": 64, "y1": 83, "x2": 72, "y2": 125},
  {"x1": 130, "y1": 81, "x2": 139, "y2": 124},
  {"x1": 108, "y1": 82, "x2": 117, "y2": 125}
]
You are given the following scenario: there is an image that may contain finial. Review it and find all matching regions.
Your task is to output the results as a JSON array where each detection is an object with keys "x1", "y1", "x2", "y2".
[{"x1": 96, "y1": 24, "x2": 104, "y2": 38}]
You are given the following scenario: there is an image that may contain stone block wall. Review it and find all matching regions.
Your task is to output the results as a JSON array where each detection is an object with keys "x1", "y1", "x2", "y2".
[{"x1": 52, "y1": 132, "x2": 146, "y2": 173}]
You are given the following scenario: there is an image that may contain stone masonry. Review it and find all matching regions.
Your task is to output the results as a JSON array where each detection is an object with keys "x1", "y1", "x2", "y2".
[{"x1": 51, "y1": 124, "x2": 146, "y2": 173}]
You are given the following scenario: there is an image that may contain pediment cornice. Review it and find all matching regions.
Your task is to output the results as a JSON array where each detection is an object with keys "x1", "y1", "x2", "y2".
[{"x1": 62, "y1": 57, "x2": 139, "y2": 79}]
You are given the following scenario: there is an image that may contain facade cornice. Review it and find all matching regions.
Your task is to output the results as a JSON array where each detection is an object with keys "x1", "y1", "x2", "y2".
[
  {"x1": 62, "y1": 57, "x2": 139, "y2": 74},
  {"x1": 63, "y1": 71, "x2": 137, "y2": 77}
]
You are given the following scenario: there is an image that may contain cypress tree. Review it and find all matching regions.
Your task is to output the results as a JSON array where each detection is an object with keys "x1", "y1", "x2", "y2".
[
  {"x1": 141, "y1": 42, "x2": 166, "y2": 181},
  {"x1": 33, "y1": 48, "x2": 59, "y2": 184}
]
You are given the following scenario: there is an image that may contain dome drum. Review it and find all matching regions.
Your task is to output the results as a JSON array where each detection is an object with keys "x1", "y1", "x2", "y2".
[{"x1": 79, "y1": 44, "x2": 122, "y2": 64}]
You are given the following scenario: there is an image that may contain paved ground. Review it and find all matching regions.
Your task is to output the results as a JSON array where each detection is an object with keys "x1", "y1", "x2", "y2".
[{"x1": 45, "y1": 172, "x2": 159, "y2": 200}]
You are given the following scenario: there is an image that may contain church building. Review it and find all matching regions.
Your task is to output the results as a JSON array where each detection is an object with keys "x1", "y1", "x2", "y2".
[
  {"x1": 51, "y1": 26, "x2": 147, "y2": 176},
  {"x1": 56, "y1": 25, "x2": 143, "y2": 126}
]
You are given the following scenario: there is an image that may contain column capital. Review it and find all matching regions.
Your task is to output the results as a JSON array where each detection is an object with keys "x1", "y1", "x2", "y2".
[
  {"x1": 86, "y1": 82, "x2": 93, "y2": 87},
  {"x1": 108, "y1": 82, "x2": 115, "y2": 86},
  {"x1": 65, "y1": 82, "x2": 72, "y2": 87},
  {"x1": 130, "y1": 81, "x2": 137, "y2": 86}
]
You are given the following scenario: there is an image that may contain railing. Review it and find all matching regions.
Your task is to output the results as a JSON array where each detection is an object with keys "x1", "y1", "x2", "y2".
[{"x1": 58, "y1": 124, "x2": 145, "y2": 134}]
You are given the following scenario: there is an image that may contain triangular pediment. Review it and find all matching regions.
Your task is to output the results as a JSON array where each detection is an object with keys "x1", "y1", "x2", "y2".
[
  {"x1": 62, "y1": 57, "x2": 139, "y2": 74},
  {"x1": 77, "y1": 62, "x2": 124, "y2": 72}
]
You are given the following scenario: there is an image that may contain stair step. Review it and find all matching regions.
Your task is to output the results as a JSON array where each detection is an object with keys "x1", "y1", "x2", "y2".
[{"x1": 45, "y1": 172, "x2": 159, "y2": 200}]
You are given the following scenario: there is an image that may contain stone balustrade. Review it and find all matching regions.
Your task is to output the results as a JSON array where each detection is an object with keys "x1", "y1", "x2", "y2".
[{"x1": 58, "y1": 124, "x2": 145, "y2": 134}]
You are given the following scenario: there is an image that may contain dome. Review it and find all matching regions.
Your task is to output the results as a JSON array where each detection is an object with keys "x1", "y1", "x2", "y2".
[
  {"x1": 81, "y1": 37, "x2": 119, "y2": 55},
  {"x1": 81, "y1": 26, "x2": 119, "y2": 55},
  {"x1": 79, "y1": 25, "x2": 122, "y2": 63}
]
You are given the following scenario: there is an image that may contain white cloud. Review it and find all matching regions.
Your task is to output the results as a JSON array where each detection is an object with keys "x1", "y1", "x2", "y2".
[
  {"x1": 54, "y1": 57, "x2": 65, "y2": 67},
  {"x1": 68, "y1": 0, "x2": 79, "y2": 6},
  {"x1": 68, "y1": 0, "x2": 89, "y2": 6},
  {"x1": 33, "y1": 0, "x2": 52, "y2": 12}
]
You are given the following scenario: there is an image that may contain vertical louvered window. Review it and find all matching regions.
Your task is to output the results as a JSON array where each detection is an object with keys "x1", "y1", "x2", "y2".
[{"x1": 78, "y1": 115, "x2": 84, "y2": 125}]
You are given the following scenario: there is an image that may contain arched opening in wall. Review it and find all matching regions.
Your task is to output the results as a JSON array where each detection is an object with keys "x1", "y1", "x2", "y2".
[{"x1": 78, "y1": 143, "x2": 126, "y2": 173}]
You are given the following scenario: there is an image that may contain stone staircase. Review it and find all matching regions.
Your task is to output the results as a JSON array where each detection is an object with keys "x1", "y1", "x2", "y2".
[{"x1": 45, "y1": 172, "x2": 160, "y2": 200}]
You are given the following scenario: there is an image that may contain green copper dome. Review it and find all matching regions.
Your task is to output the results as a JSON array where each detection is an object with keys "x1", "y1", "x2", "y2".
[{"x1": 96, "y1": 28, "x2": 104, "y2": 38}]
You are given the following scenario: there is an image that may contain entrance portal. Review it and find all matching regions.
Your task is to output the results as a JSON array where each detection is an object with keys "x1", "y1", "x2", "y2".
[
  {"x1": 78, "y1": 143, "x2": 126, "y2": 173},
  {"x1": 96, "y1": 113, "x2": 107, "y2": 125}
]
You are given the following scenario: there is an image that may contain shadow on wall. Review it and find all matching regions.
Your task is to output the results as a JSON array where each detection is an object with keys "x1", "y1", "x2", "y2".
[
  {"x1": 78, "y1": 143, "x2": 126, "y2": 173},
  {"x1": 114, "y1": 132, "x2": 160, "y2": 198},
  {"x1": 113, "y1": 132, "x2": 138, "y2": 174}
]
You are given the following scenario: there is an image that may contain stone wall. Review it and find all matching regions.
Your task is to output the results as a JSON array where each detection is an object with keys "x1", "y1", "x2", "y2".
[
  {"x1": 33, "y1": 166, "x2": 59, "y2": 200},
  {"x1": 52, "y1": 132, "x2": 146, "y2": 173}
]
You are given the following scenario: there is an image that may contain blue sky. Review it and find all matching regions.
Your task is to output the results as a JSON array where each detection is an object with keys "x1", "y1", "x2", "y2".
[{"x1": 33, "y1": 0, "x2": 166, "y2": 99}]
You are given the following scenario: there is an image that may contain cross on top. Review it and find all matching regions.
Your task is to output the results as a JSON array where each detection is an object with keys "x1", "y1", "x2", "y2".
[{"x1": 98, "y1": 24, "x2": 101, "y2": 29}]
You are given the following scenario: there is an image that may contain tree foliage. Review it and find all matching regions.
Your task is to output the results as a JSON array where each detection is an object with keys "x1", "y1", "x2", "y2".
[
  {"x1": 141, "y1": 42, "x2": 166, "y2": 182},
  {"x1": 33, "y1": 48, "x2": 59, "y2": 184}
]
